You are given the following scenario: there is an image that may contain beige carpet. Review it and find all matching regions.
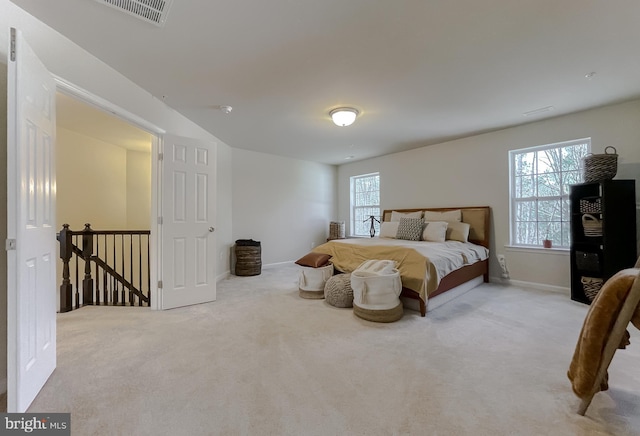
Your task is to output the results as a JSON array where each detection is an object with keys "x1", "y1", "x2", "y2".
[{"x1": 28, "y1": 264, "x2": 640, "y2": 435}]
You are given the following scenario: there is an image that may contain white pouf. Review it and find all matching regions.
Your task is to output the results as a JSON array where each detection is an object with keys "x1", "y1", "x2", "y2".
[
  {"x1": 298, "y1": 263, "x2": 334, "y2": 299},
  {"x1": 351, "y1": 260, "x2": 403, "y2": 322}
]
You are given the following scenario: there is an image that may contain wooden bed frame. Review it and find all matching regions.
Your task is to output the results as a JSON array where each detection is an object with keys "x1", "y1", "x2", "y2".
[{"x1": 381, "y1": 206, "x2": 491, "y2": 317}]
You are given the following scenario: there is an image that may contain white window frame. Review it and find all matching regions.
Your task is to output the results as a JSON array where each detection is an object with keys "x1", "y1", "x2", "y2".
[
  {"x1": 350, "y1": 172, "x2": 380, "y2": 237},
  {"x1": 509, "y1": 138, "x2": 591, "y2": 249}
]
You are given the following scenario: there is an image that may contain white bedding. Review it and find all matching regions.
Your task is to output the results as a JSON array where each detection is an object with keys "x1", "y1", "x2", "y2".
[{"x1": 331, "y1": 237, "x2": 489, "y2": 284}]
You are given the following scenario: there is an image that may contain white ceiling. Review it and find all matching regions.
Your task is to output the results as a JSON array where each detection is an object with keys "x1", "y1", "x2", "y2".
[
  {"x1": 12, "y1": 0, "x2": 640, "y2": 165},
  {"x1": 57, "y1": 92, "x2": 152, "y2": 152}
]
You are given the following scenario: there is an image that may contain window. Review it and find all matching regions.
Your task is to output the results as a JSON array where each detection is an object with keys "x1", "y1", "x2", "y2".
[
  {"x1": 509, "y1": 138, "x2": 590, "y2": 248},
  {"x1": 350, "y1": 172, "x2": 380, "y2": 237}
]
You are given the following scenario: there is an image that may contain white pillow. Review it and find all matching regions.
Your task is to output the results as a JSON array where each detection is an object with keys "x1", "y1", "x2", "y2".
[
  {"x1": 390, "y1": 210, "x2": 422, "y2": 222},
  {"x1": 379, "y1": 221, "x2": 400, "y2": 238},
  {"x1": 423, "y1": 209, "x2": 462, "y2": 223},
  {"x1": 446, "y1": 221, "x2": 471, "y2": 242},
  {"x1": 422, "y1": 221, "x2": 448, "y2": 242}
]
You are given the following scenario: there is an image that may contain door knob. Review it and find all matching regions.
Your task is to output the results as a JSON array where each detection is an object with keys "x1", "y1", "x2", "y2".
[{"x1": 209, "y1": 227, "x2": 215, "y2": 232}]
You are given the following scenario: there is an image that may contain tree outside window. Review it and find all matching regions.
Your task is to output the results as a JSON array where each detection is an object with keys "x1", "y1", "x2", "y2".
[
  {"x1": 350, "y1": 173, "x2": 380, "y2": 237},
  {"x1": 510, "y1": 139, "x2": 590, "y2": 248}
]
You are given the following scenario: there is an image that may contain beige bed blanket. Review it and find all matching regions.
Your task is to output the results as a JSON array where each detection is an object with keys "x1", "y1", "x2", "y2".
[
  {"x1": 567, "y1": 268, "x2": 640, "y2": 398},
  {"x1": 312, "y1": 241, "x2": 437, "y2": 303}
]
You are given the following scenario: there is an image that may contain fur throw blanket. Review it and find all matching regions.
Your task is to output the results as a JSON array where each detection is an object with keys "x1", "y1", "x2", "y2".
[{"x1": 567, "y1": 268, "x2": 640, "y2": 398}]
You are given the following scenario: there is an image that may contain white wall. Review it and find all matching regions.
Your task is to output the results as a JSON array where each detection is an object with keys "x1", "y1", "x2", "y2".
[
  {"x1": 57, "y1": 129, "x2": 152, "y2": 231},
  {"x1": 57, "y1": 128, "x2": 128, "y2": 229},
  {"x1": 216, "y1": 143, "x2": 233, "y2": 279},
  {"x1": 338, "y1": 99, "x2": 640, "y2": 290},
  {"x1": 231, "y1": 148, "x2": 337, "y2": 268},
  {"x1": 126, "y1": 149, "x2": 152, "y2": 230}
]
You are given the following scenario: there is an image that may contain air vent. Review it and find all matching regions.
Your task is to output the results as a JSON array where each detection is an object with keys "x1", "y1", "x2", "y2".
[{"x1": 94, "y1": 0, "x2": 174, "y2": 26}]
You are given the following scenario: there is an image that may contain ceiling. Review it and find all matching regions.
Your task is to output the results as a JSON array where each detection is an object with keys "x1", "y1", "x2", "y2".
[
  {"x1": 11, "y1": 0, "x2": 640, "y2": 165},
  {"x1": 57, "y1": 92, "x2": 153, "y2": 152}
]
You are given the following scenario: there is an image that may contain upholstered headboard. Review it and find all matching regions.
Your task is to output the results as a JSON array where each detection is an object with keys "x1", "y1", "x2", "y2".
[{"x1": 381, "y1": 206, "x2": 491, "y2": 248}]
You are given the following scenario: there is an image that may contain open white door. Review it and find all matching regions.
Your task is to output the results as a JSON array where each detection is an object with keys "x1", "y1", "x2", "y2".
[
  {"x1": 159, "y1": 135, "x2": 216, "y2": 309},
  {"x1": 7, "y1": 28, "x2": 57, "y2": 412}
]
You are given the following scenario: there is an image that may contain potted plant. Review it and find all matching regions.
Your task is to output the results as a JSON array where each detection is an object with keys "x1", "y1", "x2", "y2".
[{"x1": 542, "y1": 225, "x2": 553, "y2": 248}]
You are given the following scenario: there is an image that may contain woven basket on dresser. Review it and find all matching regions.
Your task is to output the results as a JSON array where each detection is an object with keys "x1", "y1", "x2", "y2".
[
  {"x1": 583, "y1": 146, "x2": 618, "y2": 182},
  {"x1": 329, "y1": 221, "x2": 345, "y2": 240}
]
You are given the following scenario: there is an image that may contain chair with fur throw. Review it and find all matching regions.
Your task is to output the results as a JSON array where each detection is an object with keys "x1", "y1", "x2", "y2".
[{"x1": 567, "y1": 256, "x2": 640, "y2": 415}]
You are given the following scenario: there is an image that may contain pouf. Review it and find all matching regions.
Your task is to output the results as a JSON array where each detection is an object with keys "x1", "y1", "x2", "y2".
[
  {"x1": 298, "y1": 263, "x2": 334, "y2": 299},
  {"x1": 351, "y1": 260, "x2": 403, "y2": 322},
  {"x1": 324, "y1": 273, "x2": 353, "y2": 308}
]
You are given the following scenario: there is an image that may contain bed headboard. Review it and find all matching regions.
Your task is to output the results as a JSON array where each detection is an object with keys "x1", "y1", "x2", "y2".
[{"x1": 381, "y1": 206, "x2": 491, "y2": 248}]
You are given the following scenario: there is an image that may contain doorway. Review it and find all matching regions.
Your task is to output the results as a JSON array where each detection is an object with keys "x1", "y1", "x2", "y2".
[{"x1": 55, "y1": 91, "x2": 154, "y2": 310}]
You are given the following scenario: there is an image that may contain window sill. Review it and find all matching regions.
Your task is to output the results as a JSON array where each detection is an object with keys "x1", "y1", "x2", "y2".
[{"x1": 505, "y1": 245, "x2": 570, "y2": 255}]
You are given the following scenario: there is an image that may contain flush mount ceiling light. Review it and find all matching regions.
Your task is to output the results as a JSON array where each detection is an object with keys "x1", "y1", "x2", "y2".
[{"x1": 330, "y1": 107, "x2": 359, "y2": 127}]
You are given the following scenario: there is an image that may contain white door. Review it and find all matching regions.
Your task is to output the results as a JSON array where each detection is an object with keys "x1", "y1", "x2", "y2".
[
  {"x1": 7, "y1": 28, "x2": 57, "y2": 413},
  {"x1": 160, "y1": 135, "x2": 216, "y2": 309}
]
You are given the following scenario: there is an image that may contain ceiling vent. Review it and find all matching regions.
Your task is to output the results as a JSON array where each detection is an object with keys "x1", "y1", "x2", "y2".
[{"x1": 94, "y1": 0, "x2": 174, "y2": 26}]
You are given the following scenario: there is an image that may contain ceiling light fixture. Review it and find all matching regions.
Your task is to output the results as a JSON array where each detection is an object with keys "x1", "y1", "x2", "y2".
[
  {"x1": 219, "y1": 105, "x2": 233, "y2": 114},
  {"x1": 330, "y1": 107, "x2": 359, "y2": 127}
]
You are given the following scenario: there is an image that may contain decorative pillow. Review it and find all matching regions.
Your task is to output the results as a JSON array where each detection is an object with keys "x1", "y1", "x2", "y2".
[
  {"x1": 379, "y1": 221, "x2": 400, "y2": 238},
  {"x1": 422, "y1": 221, "x2": 448, "y2": 242},
  {"x1": 295, "y1": 252, "x2": 331, "y2": 268},
  {"x1": 390, "y1": 210, "x2": 422, "y2": 222},
  {"x1": 423, "y1": 209, "x2": 462, "y2": 223},
  {"x1": 446, "y1": 221, "x2": 471, "y2": 242},
  {"x1": 396, "y1": 217, "x2": 424, "y2": 241}
]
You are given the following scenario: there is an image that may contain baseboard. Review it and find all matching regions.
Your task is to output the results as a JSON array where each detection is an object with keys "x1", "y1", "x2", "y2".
[
  {"x1": 216, "y1": 271, "x2": 230, "y2": 282},
  {"x1": 490, "y1": 276, "x2": 569, "y2": 294},
  {"x1": 263, "y1": 261, "x2": 295, "y2": 269},
  {"x1": 226, "y1": 261, "x2": 294, "y2": 278}
]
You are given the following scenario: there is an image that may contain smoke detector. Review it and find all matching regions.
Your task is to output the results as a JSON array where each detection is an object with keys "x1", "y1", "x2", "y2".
[{"x1": 93, "y1": 0, "x2": 175, "y2": 27}]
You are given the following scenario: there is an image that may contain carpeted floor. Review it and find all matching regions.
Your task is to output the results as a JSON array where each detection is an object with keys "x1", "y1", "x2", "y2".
[{"x1": 27, "y1": 264, "x2": 640, "y2": 435}]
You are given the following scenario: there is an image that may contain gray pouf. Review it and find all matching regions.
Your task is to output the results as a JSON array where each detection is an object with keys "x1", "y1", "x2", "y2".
[{"x1": 324, "y1": 273, "x2": 353, "y2": 308}]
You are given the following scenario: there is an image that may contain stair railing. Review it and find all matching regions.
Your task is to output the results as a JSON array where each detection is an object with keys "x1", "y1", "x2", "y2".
[{"x1": 58, "y1": 223, "x2": 151, "y2": 312}]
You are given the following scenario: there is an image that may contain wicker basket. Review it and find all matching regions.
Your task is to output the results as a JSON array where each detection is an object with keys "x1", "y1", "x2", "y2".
[
  {"x1": 235, "y1": 240, "x2": 261, "y2": 276},
  {"x1": 579, "y1": 197, "x2": 602, "y2": 214},
  {"x1": 581, "y1": 276, "x2": 604, "y2": 302},
  {"x1": 329, "y1": 221, "x2": 345, "y2": 240},
  {"x1": 582, "y1": 214, "x2": 602, "y2": 237},
  {"x1": 583, "y1": 146, "x2": 618, "y2": 182}
]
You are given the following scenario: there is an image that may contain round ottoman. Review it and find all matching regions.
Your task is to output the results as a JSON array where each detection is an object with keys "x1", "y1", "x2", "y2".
[
  {"x1": 351, "y1": 260, "x2": 403, "y2": 323},
  {"x1": 324, "y1": 273, "x2": 353, "y2": 308},
  {"x1": 298, "y1": 263, "x2": 334, "y2": 299}
]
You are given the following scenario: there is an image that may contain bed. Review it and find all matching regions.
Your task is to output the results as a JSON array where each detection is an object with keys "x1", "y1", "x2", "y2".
[{"x1": 312, "y1": 206, "x2": 490, "y2": 316}]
